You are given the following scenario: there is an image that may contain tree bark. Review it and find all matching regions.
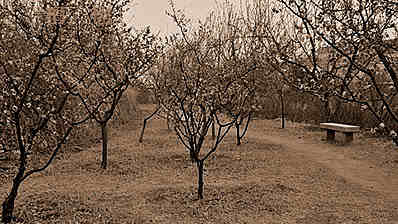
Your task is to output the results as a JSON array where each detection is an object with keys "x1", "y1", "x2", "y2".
[
  {"x1": 235, "y1": 113, "x2": 251, "y2": 146},
  {"x1": 100, "y1": 122, "x2": 108, "y2": 169},
  {"x1": 196, "y1": 160, "x2": 204, "y2": 200},
  {"x1": 211, "y1": 120, "x2": 215, "y2": 140},
  {"x1": 2, "y1": 180, "x2": 22, "y2": 223},
  {"x1": 138, "y1": 119, "x2": 148, "y2": 143},
  {"x1": 2, "y1": 152, "x2": 26, "y2": 223},
  {"x1": 2, "y1": 115, "x2": 28, "y2": 223},
  {"x1": 324, "y1": 100, "x2": 330, "y2": 123},
  {"x1": 139, "y1": 106, "x2": 160, "y2": 143},
  {"x1": 236, "y1": 122, "x2": 241, "y2": 146},
  {"x1": 280, "y1": 92, "x2": 285, "y2": 129}
]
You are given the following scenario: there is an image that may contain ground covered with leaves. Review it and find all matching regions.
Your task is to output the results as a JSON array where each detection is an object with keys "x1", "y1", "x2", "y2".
[{"x1": 1, "y1": 106, "x2": 398, "y2": 223}]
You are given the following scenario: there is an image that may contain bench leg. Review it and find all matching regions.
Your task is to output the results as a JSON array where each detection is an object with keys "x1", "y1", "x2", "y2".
[
  {"x1": 345, "y1": 132, "x2": 354, "y2": 143},
  {"x1": 326, "y1": 129, "x2": 335, "y2": 142}
]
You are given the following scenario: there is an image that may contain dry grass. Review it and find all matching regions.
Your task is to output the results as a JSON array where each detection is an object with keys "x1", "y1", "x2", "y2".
[{"x1": 1, "y1": 105, "x2": 398, "y2": 223}]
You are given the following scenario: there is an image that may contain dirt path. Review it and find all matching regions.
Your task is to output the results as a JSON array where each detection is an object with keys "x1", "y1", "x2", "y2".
[{"x1": 247, "y1": 126, "x2": 398, "y2": 201}]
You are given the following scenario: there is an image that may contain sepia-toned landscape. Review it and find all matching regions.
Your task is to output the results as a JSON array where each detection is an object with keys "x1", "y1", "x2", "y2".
[{"x1": 1, "y1": 0, "x2": 398, "y2": 223}]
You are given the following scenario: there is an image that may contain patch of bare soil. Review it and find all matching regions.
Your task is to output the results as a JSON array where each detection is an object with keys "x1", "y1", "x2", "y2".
[{"x1": 1, "y1": 108, "x2": 398, "y2": 223}]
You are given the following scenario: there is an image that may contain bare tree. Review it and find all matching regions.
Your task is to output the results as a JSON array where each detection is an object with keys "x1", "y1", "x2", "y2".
[
  {"x1": 267, "y1": 0, "x2": 398, "y2": 142},
  {"x1": 138, "y1": 103, "x2": 161, "y2": 143},
  {"x1": 0, "y1": 1, "x2": 93, "y2": 222},
  {"x1": 152, "y1": 0, "x2": 258, "y2": 199},
  {"x1": 136, "y1": 64, "x2": 178, "y2": 143},
  {"x1": 0, "y1": 0, "x2": 159, "y2": 221},
  {"x1": 244, "y1": 0, "x2": 398, "y2": 142},
  {"x1": 53, "y1": 0, "x2": 160, "y2": 169},
  {"x1": 154, "y1": 44, "x2": 237, "y2": 199}
]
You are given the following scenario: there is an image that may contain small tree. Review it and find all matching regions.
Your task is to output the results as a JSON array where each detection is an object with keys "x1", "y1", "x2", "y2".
[
  {"x1": 0, "y1": 0, "x2": 158, "y2": 221},
  {"x1": 155, "y1": 45, "x2": 238, "y2": 199},
  {"x1": 213, "y1": 1, "x2": 258, "y2": 145},
  {"x1": 154, "y1": 0, "x2": 258, "y2": 199},
  {"x1": 138, "y1": 103, "x2": 162, "y2": 143},
  {"x1": 136, "y1": 71, "x2": 174, "y2": 143},
  {"x1": 53, "y1": 0, "x2": 160, "y2": 169},
  {"x1": 0, "y1": 1, "x2": 92, "y2": 222}
]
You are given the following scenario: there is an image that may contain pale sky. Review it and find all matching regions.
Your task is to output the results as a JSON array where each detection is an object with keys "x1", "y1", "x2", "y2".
[{"x1": 125, "y1": 0, "x2": 230, "y2": 35}]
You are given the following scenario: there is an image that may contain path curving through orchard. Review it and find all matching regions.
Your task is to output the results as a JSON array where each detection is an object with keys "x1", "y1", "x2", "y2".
[{"x1": 246, "y1": 127, "x2": 398, "y2": 201}]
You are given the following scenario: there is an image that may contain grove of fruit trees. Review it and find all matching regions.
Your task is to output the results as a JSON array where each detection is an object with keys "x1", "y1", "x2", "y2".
[
  {"x1": 0, "y1": 0, "x2": 159, "y2": 222},
  {"x1": 1, "y1": 0, "x2": 397, "y2": 222}
]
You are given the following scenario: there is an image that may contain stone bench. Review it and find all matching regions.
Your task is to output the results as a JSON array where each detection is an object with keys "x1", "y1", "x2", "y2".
[{"x1": 319, "y1": 123, "x2": 360, "y2": 143}]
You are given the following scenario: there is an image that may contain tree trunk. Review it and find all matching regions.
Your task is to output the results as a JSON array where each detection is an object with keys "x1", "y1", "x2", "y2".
[
  {"x1": 324, "y1": 100, "x2": 330, "y2": 122},
  {"x1": 139, "y1": 106, "x2": 160, "y2": 143},
  {"x1": 280, "y1": 92, "x2": 285, "y2": 129},
  {"x1": 211, "y1": 120, "x2": 215, "y2": 140},
  {"x1": 2, "y1": 180, "x2": 22, "y2": 223},
  {"x1": 139, "y1": 118, "x2": 148, "y2": 143},
  {"x1": 2, "y1": 154, "x2": 26, "y2": 224},
  {"x1": 100, "y1": 122, "x2": 108, "y2": 169},
  {"x1": 196, "y1": 160, "x2": 204, "y2": 200},
  {"x1": 236, "y1": 122, "x2": 241, "y2": 146}
]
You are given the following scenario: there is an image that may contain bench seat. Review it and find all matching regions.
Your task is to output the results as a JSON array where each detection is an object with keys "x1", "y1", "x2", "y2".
[{"x1": 319, "y1": 123, "x2": 360, "y2": 143}]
